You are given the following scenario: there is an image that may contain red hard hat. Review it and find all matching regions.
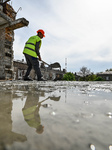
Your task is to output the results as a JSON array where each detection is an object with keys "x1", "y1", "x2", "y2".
[{"x1": 37, "y1": 29, "x2": 45, "y2": 37}]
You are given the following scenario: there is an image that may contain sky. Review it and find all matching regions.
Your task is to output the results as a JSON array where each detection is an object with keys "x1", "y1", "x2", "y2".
[{"x1": 11, "y1": 0, "x2": 112, "y2": 73}]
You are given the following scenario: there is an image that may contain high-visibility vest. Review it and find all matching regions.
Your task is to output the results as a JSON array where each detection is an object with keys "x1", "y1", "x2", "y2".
[
  {"x1": 22, "y1": 105, "x2": 41, "y2": 128},
  {"x1": 23, "y1": 35, "x2": 42, "y2": 58}
]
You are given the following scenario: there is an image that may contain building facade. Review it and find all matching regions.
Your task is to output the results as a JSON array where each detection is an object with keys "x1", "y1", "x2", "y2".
[
  {"x1": 97, "y1": 71, "x2": 112, "y2": 81},
  {"x1": 13, "y1": 60, "x2": 65, "y2": 81},
  {"x1": 0, "y1": 0, "x2": 29, "y2": 80}
]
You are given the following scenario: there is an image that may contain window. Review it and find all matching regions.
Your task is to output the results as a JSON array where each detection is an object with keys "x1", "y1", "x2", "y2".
[{"x1": 106, "y1": 76, "x2": 109, "y2": 81}]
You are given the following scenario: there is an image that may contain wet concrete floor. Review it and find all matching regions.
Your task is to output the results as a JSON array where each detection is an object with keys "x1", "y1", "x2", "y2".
[{"x1": 0, "y1": 81, "x2": 112, "y2": 150}]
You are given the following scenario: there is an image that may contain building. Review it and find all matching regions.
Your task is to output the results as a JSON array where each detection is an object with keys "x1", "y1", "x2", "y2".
[
  {"x1": 0, "y1": 0, "x2": 29, "y2": 80},
  {"x1": 13, "y1": 59, "x2": 27, "y2": 80},
  {"x1": 13, "y1": 60, "x2": 65, "y2": 80},
  {"x1": 97, "y1": 71, "x2": 112, "y2": 81},
  {"x1": 0, "y1": 1, "x2": 65, "y2": 81}
]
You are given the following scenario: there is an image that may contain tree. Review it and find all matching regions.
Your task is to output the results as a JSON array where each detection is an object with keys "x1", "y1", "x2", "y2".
[
  {"x1": 63, "y1": 72, "x2": 75, "y2": 81},
  {"x1": 87, "y1": 74, "x2": 97, "y2": 81},
  {"x1": 79, "y1": 66, "x2": 91, "y2": 77},
  {"x1": 79, "y1": 66, "x2": 91, "y2": 81},
  {"x1": 106, "y1": 68, "x2": 112, "y2": 72}
]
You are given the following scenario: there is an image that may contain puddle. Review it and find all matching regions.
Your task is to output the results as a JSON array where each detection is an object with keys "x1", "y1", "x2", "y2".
[{"x1": 0, "y1": 81, "x2": 112, "y2": 150}]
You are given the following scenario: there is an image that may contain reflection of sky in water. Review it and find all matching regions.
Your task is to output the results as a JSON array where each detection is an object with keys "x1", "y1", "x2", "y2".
[{"x1": 0, "y1": 81, "x2": 112, "y2": 150}]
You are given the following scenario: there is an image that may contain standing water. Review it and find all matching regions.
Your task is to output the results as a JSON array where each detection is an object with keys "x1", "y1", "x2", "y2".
[{"x1": 0, "y1": 81, "x2": 112, "y2": 150}]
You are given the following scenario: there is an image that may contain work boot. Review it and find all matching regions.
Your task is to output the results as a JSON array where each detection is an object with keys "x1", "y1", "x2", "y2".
[
  {"x1": 38, "y1": 77, "x2": 47, "y2": 81},
  {"x1": 24, "y1": 76, "x2": 33, "y2": 81}
]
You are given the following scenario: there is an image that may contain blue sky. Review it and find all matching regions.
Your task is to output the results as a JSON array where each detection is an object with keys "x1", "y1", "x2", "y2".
[{"x1": 11, "y1": 0, "x2": 112, "y2": 73}]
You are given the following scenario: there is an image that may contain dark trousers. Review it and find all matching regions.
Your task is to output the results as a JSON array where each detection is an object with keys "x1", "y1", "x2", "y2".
[{"x1": 24, "y1": 54, "x2": 42, "y2": 80}]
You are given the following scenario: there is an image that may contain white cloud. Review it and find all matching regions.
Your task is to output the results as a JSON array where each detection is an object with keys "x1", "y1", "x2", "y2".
[{"x1": 12, "y1": 0, "x2": 112, "y2": 73}]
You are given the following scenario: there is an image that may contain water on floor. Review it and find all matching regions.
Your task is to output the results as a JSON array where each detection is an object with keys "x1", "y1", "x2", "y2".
[{"x1": 0, "y1": 81, "x2": 112, "y2": 150}]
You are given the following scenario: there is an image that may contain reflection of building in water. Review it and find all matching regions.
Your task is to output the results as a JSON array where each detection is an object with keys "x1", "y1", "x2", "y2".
[
  {"x1": 0, "y1": 89, "x2": 27, "y2": 150},
  {"x1": 13, "y1": 60, "x2": 65, "y2": 80}
]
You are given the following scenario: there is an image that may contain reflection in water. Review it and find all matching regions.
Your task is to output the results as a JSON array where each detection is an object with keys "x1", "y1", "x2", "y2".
[
  {"x1": 0, "y1": 90, "x2": 27, "y2": 150},
  {"x1": 109, "y1": 145, "x2": 112, "y2": 150},
  {"x1": 22, "y1": 87, "x2": 60, "y2": 134},
  {"x1": 90, "y1": 144, "x2": 112, "y2": 150},
  {"x1": 90, "y1": 144, "x2": 95, "y2": 150},
  {"x1": 0, "y1": 83, "x2": 61, "y2": 149},
  {"x1": 1, "y1": 81, "x2": 112, "y2": 150},
  {"x1": 22, "y1": 93, "x2": 44, "y2": 134},
  {"x1": 106, "y1": 112, "x2": 112, "y2": 118}
]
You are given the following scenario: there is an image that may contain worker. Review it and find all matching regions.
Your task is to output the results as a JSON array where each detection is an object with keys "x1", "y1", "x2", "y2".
[{"x1": 23, "y1": 29, "x2": 45, "y2": 81}]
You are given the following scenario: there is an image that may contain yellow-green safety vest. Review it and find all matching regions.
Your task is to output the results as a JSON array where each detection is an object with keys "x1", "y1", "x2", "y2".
[
  {"x1": 23, "y1": 35, "x2": 42, "y2": 58},
  {"x1": 22, "y1": 105, "x2": 40, "y2": 128}
]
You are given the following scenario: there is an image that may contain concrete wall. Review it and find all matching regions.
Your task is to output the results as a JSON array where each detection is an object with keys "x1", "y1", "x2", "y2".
[
  {"x1": 0, "y1": 3, "x2": 15, "y2": 79},
  {"x1": 0, "y1": 29, "x2": 14, "y2": 80},
  {"x1": 13, "y1": 60, "x2": 65, "y2": 81},
  {"x1": 0, "y1": 29, "x2": 5, "y2": 79},
  {"x1": 0, "y1": 2, "x2": 29, "y2": 80}
]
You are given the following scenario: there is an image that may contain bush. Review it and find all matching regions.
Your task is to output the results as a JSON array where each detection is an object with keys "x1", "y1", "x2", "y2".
[
  {"x1": 79, "y1": 74, "x2": 104, "y2": 81},
  {"x1": 94, "y1": 76, "x2": 104, "y2": 81},
  {"x1": 87, "y1": 74, "x2": 97, "y2": 81},
  {"x1": 63, "y1": 72, "x2": 75, "y2": 81}
]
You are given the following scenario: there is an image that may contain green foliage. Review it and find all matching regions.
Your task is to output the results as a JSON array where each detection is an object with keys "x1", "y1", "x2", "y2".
[
  {"x1": 63, "y1": 72, "x2": 75, "y2": 81},
  {"x1": 79, "y1": 77, "x2": 86, "y2": 81},
  {"x1": 79, "y1": 74, "x2": 104, "y2": 81},
  {"x1": 94, "y1": 76, "x2": 104, "y2": 81},
  {"x1": 87, "y1": 74, "x2": 97, "y2": 81},
  {"x1": 106, "y1": 68, "x2": 112, "y2": 71}
]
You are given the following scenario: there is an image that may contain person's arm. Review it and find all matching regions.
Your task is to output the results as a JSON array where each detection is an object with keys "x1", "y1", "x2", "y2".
[{"x1": 35, "y1": 41, "x2": 41, "y2": 61}]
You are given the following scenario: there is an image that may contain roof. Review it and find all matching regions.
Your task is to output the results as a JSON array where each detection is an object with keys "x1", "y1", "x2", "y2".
[{"x1": 97, "y1": 71, "x2": 112, "y2": 75}]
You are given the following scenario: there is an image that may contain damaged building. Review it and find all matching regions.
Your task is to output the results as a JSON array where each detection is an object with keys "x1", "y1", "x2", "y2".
[
  {"x1": 0, "y1": 0, "x2": 65, "y2": 81},
  {"x1": 13, "y1": 59, "x2": 65, "y2": 81},
  {"x1": 0, "y1": 0, "x2": 29, "y2": 80}
]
